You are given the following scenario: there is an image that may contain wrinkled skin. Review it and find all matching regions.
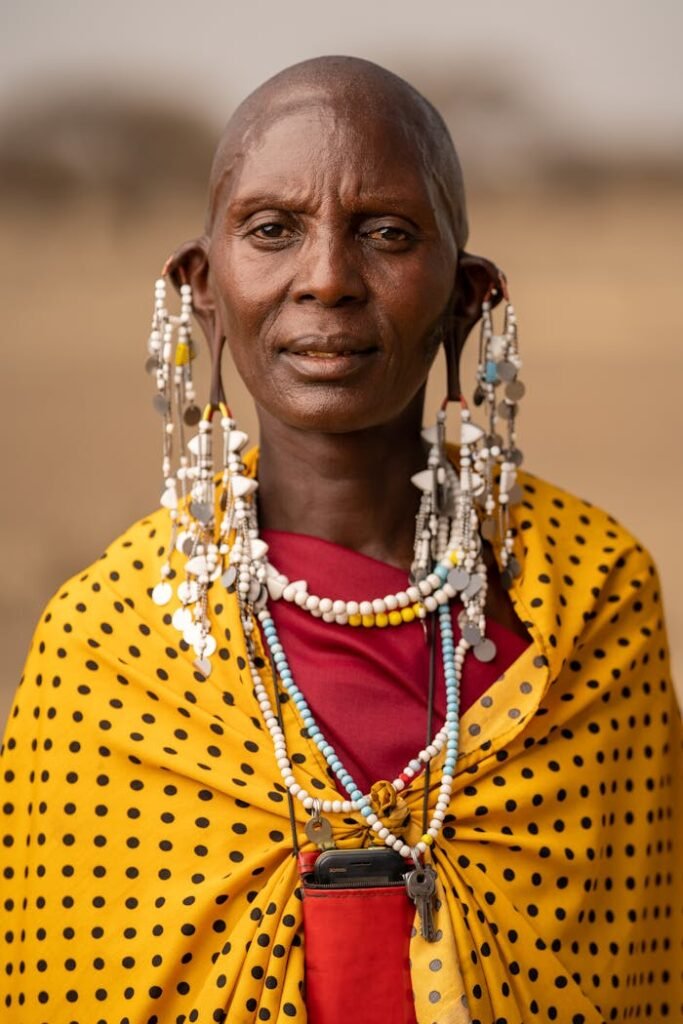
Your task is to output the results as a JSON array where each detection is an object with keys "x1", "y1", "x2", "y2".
[{"x1": 170, "y1": 56, "x2": 525, "y2": 637}]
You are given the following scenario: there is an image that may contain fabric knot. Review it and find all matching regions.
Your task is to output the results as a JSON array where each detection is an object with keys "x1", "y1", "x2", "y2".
[{"x1": 367, "y1": 780, "x2": 412, "y2": 844}]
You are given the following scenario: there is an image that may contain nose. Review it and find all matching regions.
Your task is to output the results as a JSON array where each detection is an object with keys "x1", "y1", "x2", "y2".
[{"x1": 291, "y1": 227, "x2": 366, "y2": 308}]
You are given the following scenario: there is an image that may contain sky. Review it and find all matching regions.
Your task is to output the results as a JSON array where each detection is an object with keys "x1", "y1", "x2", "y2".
[{"x1": 2, "y1": 0, "x2": 682, "y2": 152}]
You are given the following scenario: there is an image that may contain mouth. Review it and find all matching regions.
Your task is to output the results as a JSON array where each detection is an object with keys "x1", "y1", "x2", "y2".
[{"x1": 280, "y1": 335, "x2": 380, "y2": 380}]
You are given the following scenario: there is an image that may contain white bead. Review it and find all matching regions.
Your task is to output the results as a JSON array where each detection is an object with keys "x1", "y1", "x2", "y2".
[
  {"x1": 418, "y1": 579, "x2": 432, "y2": 596},
  {"x1": 332, "y1": 600, "x2": 346, "y2": 616},
  {"x1": 294, "y1": 590, "x2": 308, "y2": 607},
  {"x1": 383, "y1": 594, "x2": 398, "y2": 611},
  {"x1": 424, "y1": 595, "x2": 438, "y2": 612},
  {"x1": 371, "y1": 598, "x2": 386, "y2": 614},
  {"x1": 321, "y1": 801, "x2": 333, "y2": 814},
  {"x1": 391, "y1": 838, "x2": 403, "y2": 853},
  {"x1": 399, "y1": 844, "x2": 411, "y2": 859},
  {"x1": 406, "y1": 586, "x2": 420, "y2": 603},
  {"x1": 378, "y1": 827, "x2": 389, "y2": 840},
  {"x1": 346, "y1": 601, "x2": 359, "y2": 616},
  {"x1": 319, "y1": 598, "x2": 333, "y2": 614},
  {"x1": 396, "y1": 591, "x2": 409, "y2": 608},
  {"x1": 359, "y1": 601, "x2": 373, "y2": 616}
]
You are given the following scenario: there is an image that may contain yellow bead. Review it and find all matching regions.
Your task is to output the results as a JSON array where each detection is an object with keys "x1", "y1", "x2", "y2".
[
  {"x1": 375, "y1": 613, "x2": 389, "y2": 628},
  {"x1": 413, "y1": 603, "x2": 425, "y2": 619},
  {"x1": 348, "y1": 613, "x2": 362, "y2": 627},
  {"x1": 420, "y1": 833, "x2": 434, "y2": 846},
  {"x1": 388, "y1": 611, "x2": 402, "y2": 626},
  {"x1": 362, "y1": 614, "x2": 375, "y2": 628},
  {"x1": 401, "y1": 607, "x2": 415, "y2": 623},
  {"x1": 449, "y1": 552, "x2": 458, "y2": 565}
]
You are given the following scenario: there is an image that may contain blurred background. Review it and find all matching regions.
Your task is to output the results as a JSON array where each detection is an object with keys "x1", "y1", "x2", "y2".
[{"x1": 2, "y1": 0, "x2": 682, "y2": 727}]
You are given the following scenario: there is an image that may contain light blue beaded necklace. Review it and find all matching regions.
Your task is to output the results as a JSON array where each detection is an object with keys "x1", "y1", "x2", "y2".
[{"x1": 257, "y1": 599, "x2": 463, "y2": 860}]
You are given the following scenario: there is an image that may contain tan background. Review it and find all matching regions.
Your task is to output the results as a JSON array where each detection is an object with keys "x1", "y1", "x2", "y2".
[{"x1": 2, "y1": 1, "x2": 682, "y2": 729}]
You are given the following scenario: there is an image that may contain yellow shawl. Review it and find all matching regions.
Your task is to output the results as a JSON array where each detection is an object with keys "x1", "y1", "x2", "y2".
[{"x1": 1, "y1": 453, "x2": 681, "y2": 1023}]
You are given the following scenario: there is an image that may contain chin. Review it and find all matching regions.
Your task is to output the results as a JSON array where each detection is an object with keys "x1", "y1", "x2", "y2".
[{"x1": 262, "y1": 389, "x2": 392, "y2": 435}]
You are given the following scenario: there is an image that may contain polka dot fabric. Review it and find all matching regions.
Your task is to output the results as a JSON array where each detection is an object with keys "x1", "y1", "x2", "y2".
[{"x1": 1, "y1": 454, "x2": 681, "y2": 1023}]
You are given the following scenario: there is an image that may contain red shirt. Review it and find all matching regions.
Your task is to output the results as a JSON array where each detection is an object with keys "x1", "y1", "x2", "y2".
[{"x1": 264, "y1": 531, "x2": 529, "y2": 794}]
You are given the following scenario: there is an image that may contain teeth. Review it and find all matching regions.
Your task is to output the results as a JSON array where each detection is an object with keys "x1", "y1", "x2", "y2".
[{"x1": 300, "y1": 351, "x2": 353, "y2": 359}]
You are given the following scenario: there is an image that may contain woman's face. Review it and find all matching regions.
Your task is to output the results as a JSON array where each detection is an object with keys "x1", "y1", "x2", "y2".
[{"x1": 206, "y1": 102, "x2": 459, "y2": 433}]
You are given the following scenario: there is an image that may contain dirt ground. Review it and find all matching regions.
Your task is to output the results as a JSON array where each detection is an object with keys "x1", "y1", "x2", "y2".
[{"x1": 2, "y1": 182, "x2": 682, "y2": 727}]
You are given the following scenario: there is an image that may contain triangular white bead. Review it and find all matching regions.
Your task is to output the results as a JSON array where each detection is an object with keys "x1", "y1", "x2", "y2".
[
  {"x1": 411, "y1": 469, "x2": 434, "y2": 492},
  {"x1": 249, "y1": 538, "x2": 269, "y2": 560},
  {"x1": 231, "y1": 475, "x2": 258, "y2": 497},
  {"x1": 460, "y1": 421, "x2": 484, "y2": 445},
  {"x1": 267, "y1": 578, "x2": 285, "y2": 600},
  {"x1": 227, "y1": 430, "x2": 249, "y2": 452}
]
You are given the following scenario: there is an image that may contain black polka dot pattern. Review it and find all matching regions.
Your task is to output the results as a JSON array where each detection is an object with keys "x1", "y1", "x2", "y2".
[{"x1": 0, "y1": 460, "x2": 680, "y2": 1022}]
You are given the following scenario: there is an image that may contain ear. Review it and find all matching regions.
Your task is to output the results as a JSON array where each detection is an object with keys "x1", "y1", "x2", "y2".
[
  {"x1": 444, "y1": 251, "x2": 507, "y2": 401},
  {"x1": 163, "y1": 236, "x2": 227, "y2": 408},
  {"x1": 163, "y1": 236, "x2": 215, "y2": 341}
]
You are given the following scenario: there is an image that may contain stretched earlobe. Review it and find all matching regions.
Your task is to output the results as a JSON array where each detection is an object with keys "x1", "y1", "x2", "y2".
[
  {"x1": 444, "y1": 251, "x2": 507, "y2": 400},
  {"x1": 164, "y1": 236, "x2": 226, "y2": 407}
]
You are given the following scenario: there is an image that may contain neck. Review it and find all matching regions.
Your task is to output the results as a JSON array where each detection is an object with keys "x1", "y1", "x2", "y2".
[{"x1": 256, "y1": 399, "x2": 427, "y2": 571}]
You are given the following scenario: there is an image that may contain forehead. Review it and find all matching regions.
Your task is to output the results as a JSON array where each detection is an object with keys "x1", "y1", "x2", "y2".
[{"x1": 214, "y1": 101, "x2": 441, "y2": 216}]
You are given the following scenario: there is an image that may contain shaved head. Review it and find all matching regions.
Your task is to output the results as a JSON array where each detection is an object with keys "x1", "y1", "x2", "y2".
[{"x1": 206, "y1": 55, "x2": 468, "y2": 249}]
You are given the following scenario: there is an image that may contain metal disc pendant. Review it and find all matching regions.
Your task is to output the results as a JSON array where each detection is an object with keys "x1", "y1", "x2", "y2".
[
  {"x1": 505, "y1": 379, "x2": 526, "y2": 401},
  {"x1": 153, "y1": 393, "x2": 170, "y2": 416},
  {"x1": 172, "y1": 607, "x2": 192, "y2": 632},
  {"x1": 190, "y1": 500, "x2": 213, "y2": 525},
  {"x1": 485, "y1": 432, "x2": 504, "y2": 449},
  {"x1": 506, "y1": 447, "x2": 524, "y2": 466},
  {"x1": 481, "y1": 516, "x2": 498, "y2": 542},
  {"x1": 193, "y1": 657, "x2": 212, "y2": 678},
  {"x1": 222, "y1": 566, "x2": 238, "y2": 590},
  {"x1": 447, "y1": 567, "x2": 470, "y2": 592},
  {"x1": 152, "y1": 582, "x2": 173, "y2": 606},
  {"x1": 498, "y1": 400, "x2": 516, "y2": 421},
  {"x1": 463, "y1": 622, "x2": 482, "y2": 645},
  {"x1": 507, "y1": 483, "x2": 523, "y2": 504},
  {"x1": 194, "y1": 634, "x2": 216, "y2": 658},
  {"x1": 248, "y1": 578, "x2": 262, "y2": 603},
  {"x1": 462, "y1": 573, "x2": 484, "y2": 599},
  {"x1": 144, "y1": 356, "x2": 157, "y2": 375},
  {"x1": 473, "y1": 384, "x2": 486, "y2": 406},
  {"x1": 497, "y1": 360, "x2": 517, "y2": 382},
  {"x1": 304, "y1": 815, "x2": 334, "y2": 848},
  {"x1": 183, "y1": 404, "x2": 201, "y2": 426},
  {"x1": 508, "y1": 556, "x2": 522, "y2": 578},
  {"x1": 473, "y1": 637, "x2": 497, "y2": 662}
]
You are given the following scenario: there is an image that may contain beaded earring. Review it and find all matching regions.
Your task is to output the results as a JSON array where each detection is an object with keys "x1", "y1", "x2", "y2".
[
  {"x1": 412, "y1": 276, "x2": 526, "y2": 662},
  {"x1": 473, "y1": 281, "x2": 525, "y2": 589},
  {"x1": 145, "y1": 273, "x2": 267, "y2": 676}
]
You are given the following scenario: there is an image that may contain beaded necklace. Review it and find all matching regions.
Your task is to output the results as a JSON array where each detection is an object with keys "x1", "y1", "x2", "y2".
[{"x1": 253, "y1": 599, "x2": 462, "y2": 861}]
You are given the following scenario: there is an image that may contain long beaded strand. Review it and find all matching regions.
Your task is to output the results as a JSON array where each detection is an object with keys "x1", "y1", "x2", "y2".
[{"x1": 253, "y1": 599, "x2": 463, "y2": 860}]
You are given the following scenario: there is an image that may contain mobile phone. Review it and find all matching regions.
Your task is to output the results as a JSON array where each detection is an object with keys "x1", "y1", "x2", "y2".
[{"x1": 313, "y1": 847, "x2": 408, "y2": 887}]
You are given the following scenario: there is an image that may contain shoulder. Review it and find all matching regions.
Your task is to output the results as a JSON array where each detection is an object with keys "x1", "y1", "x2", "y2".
[
  {"x1": 510, "y1": 469, "x2": 663, "y2": 653},
  {"x1": 26, "y1": 505, "x2": 171, "y2": 662},
  {"x1": 514, "y1": 468, "x2": 656, "y2": 576}
]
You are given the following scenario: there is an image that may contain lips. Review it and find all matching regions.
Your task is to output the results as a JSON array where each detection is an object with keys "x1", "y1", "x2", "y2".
[
  {"x1": 279, "y1": 335, "x2": 379, "y2": 381},
  {"x1": 284, "y1": 334, "x2": 378, "y2": 357}
]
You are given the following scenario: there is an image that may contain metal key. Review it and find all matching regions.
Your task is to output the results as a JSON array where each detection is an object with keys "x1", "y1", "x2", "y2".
[
  {"x1": 304, "y1": 804, "x2": 336, "y2": 851},
  {"x1": 405, "y1": 864, "x2": 438, "y2": 942}
]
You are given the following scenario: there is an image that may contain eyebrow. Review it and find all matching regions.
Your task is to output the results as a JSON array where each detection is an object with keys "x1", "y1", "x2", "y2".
[{"x1": 227, "y1": 188, "x2": 434, "y2": 220}]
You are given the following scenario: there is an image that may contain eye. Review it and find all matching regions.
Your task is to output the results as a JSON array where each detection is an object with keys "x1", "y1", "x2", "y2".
[
  {"x1": 362, "y1": 222, "x2": 416, "y2": 249},
  {"x1": 250, "y1": 222, "x2": 290, "y2": 240},
  {"x1": 367, "y1": 226, "x2": 409, "y2": 242}
]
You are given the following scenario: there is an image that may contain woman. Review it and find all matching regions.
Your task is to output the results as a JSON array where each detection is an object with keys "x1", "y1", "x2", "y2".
[{"x1": 1, "y1": 56, "x2": 680, "y2": 1024}]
